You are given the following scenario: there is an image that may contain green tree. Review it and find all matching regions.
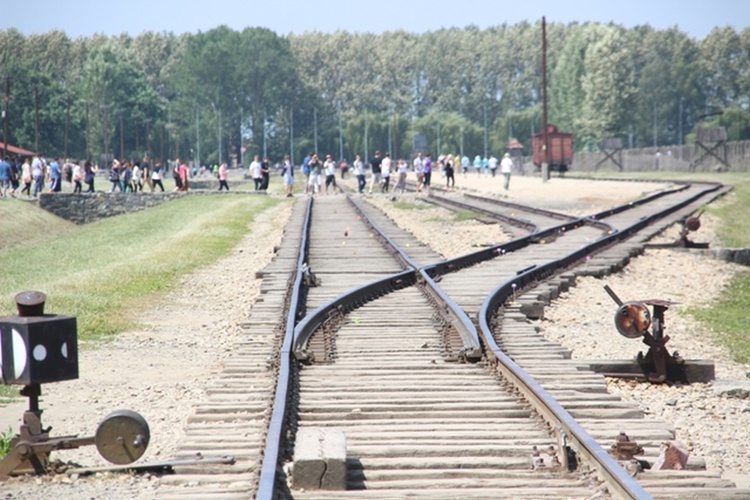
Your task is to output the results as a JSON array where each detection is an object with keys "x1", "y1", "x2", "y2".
[{"x1": 577, "y1": 27, "x2": 635, "y2": 148}]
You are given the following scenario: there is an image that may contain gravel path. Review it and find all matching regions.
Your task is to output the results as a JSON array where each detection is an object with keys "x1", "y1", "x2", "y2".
[{"x1": 2, "y1": 173, "x2": 748, "y2": 497}]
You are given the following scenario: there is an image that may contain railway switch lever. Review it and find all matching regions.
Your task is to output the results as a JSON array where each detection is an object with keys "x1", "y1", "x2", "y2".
[
  {"x1": 604, "y1": 285, "x2": 686, "y2": 383},
  {"x1": 0, "y1": 291, "x2": 150, "y2": 478}
]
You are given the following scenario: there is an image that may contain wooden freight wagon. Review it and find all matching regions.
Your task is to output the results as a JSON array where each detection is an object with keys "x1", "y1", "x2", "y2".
[{"x1": 532, "y1": 124, "x2": 573, "y2": 174}]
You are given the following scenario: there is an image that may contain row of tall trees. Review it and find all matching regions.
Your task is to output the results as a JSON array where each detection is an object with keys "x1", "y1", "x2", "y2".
[{"x1": 1, "y1": 22, "x2": 749, "y2": 165}]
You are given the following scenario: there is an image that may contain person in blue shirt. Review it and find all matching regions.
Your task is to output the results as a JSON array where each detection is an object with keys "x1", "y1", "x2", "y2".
[
  {"x1": 49, "y1": 157, "x2": 62, "y2": 192},
  {"x1": 302, "y1": 152, "x2": 312, "y2": 194},
  {"x1": 461, "y1": 155, "x2": 470, "y2": 175},
  {"x1": 0, "y1": 156, "x2": 13, "y2": 197},
  {"x1": 473, "y1": 155, "x2": 482, "y2": 176}
]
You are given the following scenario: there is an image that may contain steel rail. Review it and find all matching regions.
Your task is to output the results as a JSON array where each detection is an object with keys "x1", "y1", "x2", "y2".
[
  {"x1": 256, "y1": 197, "x2": 314, "y2": 500},
  {"x1": 463, "y1": 191, "x2": 578, "y2": 222},
  {"x1": 292, "y1": 270, "x2": 417, "y2": 361},
  {"x1": 346, "y1": 194, "x2": 421, "y2": 270},
  {"x1": 424, "y1": 191, "x2": 542, "y2": 233}
]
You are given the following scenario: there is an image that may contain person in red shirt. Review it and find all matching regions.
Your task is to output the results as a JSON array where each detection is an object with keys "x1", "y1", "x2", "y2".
[{"x1": 179, "y1": 160, "x2": 189, "y2": 191}]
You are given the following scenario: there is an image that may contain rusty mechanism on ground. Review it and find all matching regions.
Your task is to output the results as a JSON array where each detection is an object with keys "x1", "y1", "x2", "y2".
[
  {"x1": 0, "y1": 291, "x2": 233, "y2": 479},
  {"x1": 609, "y1": 432, "x2": 644, "y2": 461},
  {"x1": 603, "y1": 285, "x2": 689, "y2": 384},
  {"x1": 647, "y1": 210, "x2": 709, "y2": 249}
]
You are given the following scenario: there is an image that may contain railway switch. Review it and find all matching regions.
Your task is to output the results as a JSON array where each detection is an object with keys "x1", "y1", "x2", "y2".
[{"x1": 0, "y1": 291, "x2": 150, "y2": 478}]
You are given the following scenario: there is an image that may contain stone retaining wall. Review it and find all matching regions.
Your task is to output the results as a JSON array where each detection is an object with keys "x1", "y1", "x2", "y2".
[
  {"x1": 38, "y1": 192, "x2": 186, "y2": 224},
  {"x1": 710, "y1": 248, "x2": 750, "y2": 267},
  {"x1": 38, "y1": 190, "x2": 264, "y2": 225}
]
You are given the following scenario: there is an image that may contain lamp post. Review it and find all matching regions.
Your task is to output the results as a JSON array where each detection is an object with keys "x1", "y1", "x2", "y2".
[
  {"x1": 239, "y1": 107, "x2": 244, "y2": 166},
  {"x1": 289, "y1": 107, "x2": 294, "y2": 165},
  {"x1": 64, "y1": 92, "x2": 70, "y2": 159},
  {"x1": 263, "y1": 109, "x2": 267, "y2": 159},
  {"x1": 34, "y1": 84, "x2": 40, "y2": 154},
  {"x1": 144, "y1": 118, "x2": 151, "y2": 157},
  {"x1": 338, "y1": 103, "x2": 343, "y2": 161},
  {"x1": 84, "y1": 101, "x2": 90, "y2": 161},
  {"x1": 101, "y1": 103, "x2": 112, "y2": 163},
  {"x1": 119, "y1": 110, "x2": 124, "y2": 160},
  {"x1": 313, "y1": 107, "x2": 318, "y2": 154},
  {"x1": 133, "y1": 113, "x2": 140, "y2": 154},
  {"x1": 364, "y1": 111, "x2": 368, "y2": 164},
  {"x1": 3, "y1": 77, "x2": 9, "y2": 158},
  {"x1": 483, "y1": 103, "x2": 488, "y2": 159}
]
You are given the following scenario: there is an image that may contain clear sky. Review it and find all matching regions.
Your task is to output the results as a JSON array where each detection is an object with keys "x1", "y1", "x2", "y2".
[{"x1": 2, "y1": 0, "x2": 748, "y2": 40}]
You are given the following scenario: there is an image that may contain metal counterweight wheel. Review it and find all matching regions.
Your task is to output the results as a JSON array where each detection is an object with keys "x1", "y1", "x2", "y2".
[{"x1": 95, "y1": 409, "x2": 150, "y2": 465}]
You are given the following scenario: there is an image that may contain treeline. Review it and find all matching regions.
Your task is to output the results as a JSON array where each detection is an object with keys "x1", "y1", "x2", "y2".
[{"x1": 1, "y1": 22, "x2": 749, "y2": 165}]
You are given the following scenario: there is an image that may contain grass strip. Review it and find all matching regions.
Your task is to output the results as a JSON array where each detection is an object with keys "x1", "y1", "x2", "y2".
[{"x1": 1, "y1": 194, "x2": 281, "y2": 341}]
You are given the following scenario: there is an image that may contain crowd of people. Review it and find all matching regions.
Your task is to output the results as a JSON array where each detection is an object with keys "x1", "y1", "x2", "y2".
[
  {"x1": 0, "y1": 153, "x2": 104, "y2": 198},
  {"x1": 0, "y1": 152, "x2": 238, "y2": 197},
  {"x1": 290, "y1": 150, "x2": 514, "y2": 197},
  {"x1": 0, "y1": 148, "x2": 519, "y2": 200}
]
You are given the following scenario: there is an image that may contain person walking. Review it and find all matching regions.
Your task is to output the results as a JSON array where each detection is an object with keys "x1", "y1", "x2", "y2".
[
  {"x1": 260, "y1": 157, "x2": 270, "y2": 191},
  {"x1": 307, "y1": 153, "x2": 323, "y2": 195},
  {"x1": 413, "y1": 152, "x2": 424, "y2": 193},
  {"x1": 141, "y1": 156, "x2": 153, "y2": 192},
  {"x1": 84, "y1": 161, "x2": 97, "y2": 192},
  {"x1": 302, "y1": 152, "x2": 312, "y2": 194},
  {"x1": 324, "y1": 154, "x2": 338, "y2": 194},
  {"x1": 250, "y1": 155, "x2": 262, "y2": 191},
  {"x1": 381, "y1": 152, "x2": 392, "y2": 192},
  {"x1": 500, "y1": 152, "x2": 513, "y2": 190},
  {"x1": 109, "y1": 160, "x2": 122, "y2": 192},
  {"x1": 171, "y1": 160, "x2": 182, "y2": 191},
  {"x1": 0, "y1": 156, "x2": 12, "y2": 198},
  {"x1": 368, "y1": 151, "x2": 382, "y2": 194},
  {"x1": 353, "y1": 154, "x2": 365, "y2": 194},
  {"x1": 218, "y1": 162, "x2": 229, "y2": 191},
  {"x1": 178, "y1": 160, "x2": 189, "y2": 191},
  {"x1": 282, "y1": 155, "x2": 294, "y2": 197},
  {"x1": 422, "y1": 153, "x2": 433, "y2": 192},
  {"x1": 20, "y1": 157, "x2": 32, "y2": 196},
  {"x1": 49, "y1": 157, "x2": 62, "y2": 192},
  {"x1": 32, "y1": 156, "x2": 44, "y2": 197},
  {"x1": 395, "y1": 159, "x2": 408, "y2": 193},
  {"x1": 132, "y1": 162, "x2": 142, "y2": 192},
  {"x1": 72, "y1": 161, "x2": 83, "y2": 193},
  {"x1": 488, "y1": 154, "x2": 498, "y2": 177},
  {"x1": 152, "y1": 161, "x2": 165, "y2": 192},
  {"x1": 122, "y1": 162, "x2": 134, "y2": 192},
  {"x1": 444, "y1": 154, "x2": 455, "y2": 188}
]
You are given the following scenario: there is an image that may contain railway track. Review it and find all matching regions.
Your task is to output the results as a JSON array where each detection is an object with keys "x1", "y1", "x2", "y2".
[{"x1": 161, "y1": 179, "x2": 747, "y2": 499}]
